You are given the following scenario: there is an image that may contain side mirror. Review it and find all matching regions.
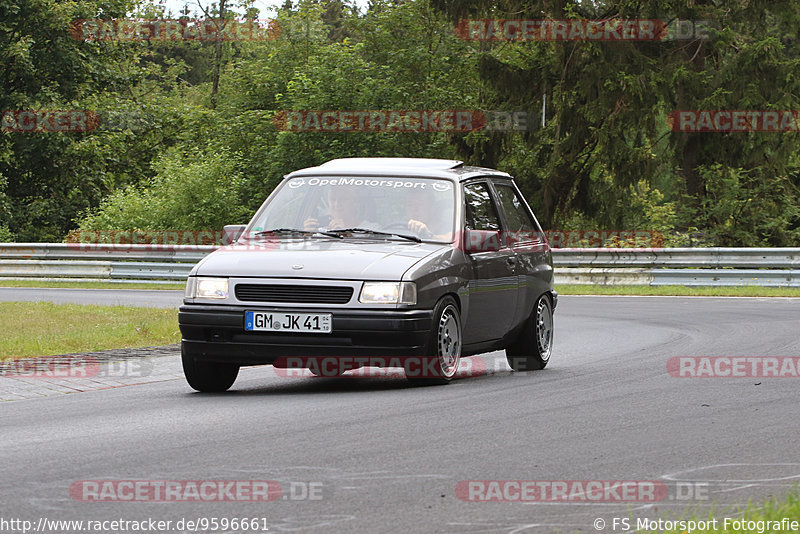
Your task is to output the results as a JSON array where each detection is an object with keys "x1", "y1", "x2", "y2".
[
  {"x1": 463, "y1": 229, "x2": 502, "y2": 253},
  {"x1": 222, "y1": 224, "x2": 246, "y2": 245}
]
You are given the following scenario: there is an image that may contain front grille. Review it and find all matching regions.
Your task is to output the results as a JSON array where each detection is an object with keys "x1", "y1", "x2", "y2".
[{"x1": 234, "y1": 284, "x2": 354, "y2": 304}]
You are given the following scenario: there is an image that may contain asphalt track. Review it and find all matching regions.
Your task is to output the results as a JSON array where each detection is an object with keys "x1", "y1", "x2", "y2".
[
  {"x1": 0, "y1": 287, "x2": 182, "y2": 308},
  {"x1": 1, "y1": 291, "x2": 799, "y2": 533}
]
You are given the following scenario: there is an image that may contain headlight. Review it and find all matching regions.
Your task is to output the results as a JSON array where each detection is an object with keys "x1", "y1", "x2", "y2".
[
  {"x1": 195, "y1": 277, "x2": 229, "y2": 299},
  {"x1": 359, "y1": 282, "x2": 417, "y2": 304}
]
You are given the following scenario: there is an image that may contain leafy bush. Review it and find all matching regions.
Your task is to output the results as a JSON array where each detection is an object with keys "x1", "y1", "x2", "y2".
[
  {"x1": 77, "y1": 149, "x2": 252, "y2": 233},
  {"x1": 0, "y1": 225, "x2": 13, "y2": 242},
  {"x1": 685, "y1": 164, "x2": 800, "y2": 246}
]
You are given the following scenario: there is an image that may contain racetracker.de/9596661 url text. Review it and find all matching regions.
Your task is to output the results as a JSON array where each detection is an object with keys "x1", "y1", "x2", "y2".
[{"x1": 0, "y1": 516, "x2": 270, "y2": 534}]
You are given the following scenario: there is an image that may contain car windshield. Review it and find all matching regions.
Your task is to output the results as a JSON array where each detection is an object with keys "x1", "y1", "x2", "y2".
[{"x1": 247, "y1": 176, "x2": 456, "y2": 242}]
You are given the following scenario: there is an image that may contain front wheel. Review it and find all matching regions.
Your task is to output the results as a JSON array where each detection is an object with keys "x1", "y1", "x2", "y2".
[
  {"x1": 506, "y1": 293, "x2": 553, "y2": 371},
  {"x1": 181, "y1": 345, "x2": 239, "y2": 392},
  {"x1": 407, "y1": 296, "x2": 462, "y2": 385}
]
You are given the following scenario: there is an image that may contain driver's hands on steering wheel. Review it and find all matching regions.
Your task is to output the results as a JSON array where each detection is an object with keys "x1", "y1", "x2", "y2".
[{"x1": 407, "y1": 219, "x2": 432, "y2": 239}]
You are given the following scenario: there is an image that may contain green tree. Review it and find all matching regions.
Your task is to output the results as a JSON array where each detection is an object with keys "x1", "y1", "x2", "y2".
[
  {"x1": 431, "y1": 0, "x2": 800, "y2": 246},
  {"x1": 0, "y1": 0, "x2": 193, "y2": 241}
]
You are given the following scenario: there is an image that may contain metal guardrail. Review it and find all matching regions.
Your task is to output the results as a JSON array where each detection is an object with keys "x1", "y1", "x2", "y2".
[
  {"x1": 552, "y1": 247, "x2": 800, "y2": 286},
  {"x1": 1, "y1": 243, "x2": 800, "y2": 286},
  {"x1": 555, "y1": 268, "x2": 800, "y2": 286},
  {"x1": 552, "y1": 248, "x2": 800, "y2": 269},
  {"x1": 0, "y1": 243, "x2": 214, "y2": 283}
]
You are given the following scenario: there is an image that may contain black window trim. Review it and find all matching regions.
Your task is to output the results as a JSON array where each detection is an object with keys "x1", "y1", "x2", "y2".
[
  {"x1": 489, "y1": 178, "x2": 546, "y2": 245},
  {"x1": 462, "y1": 178, "x2": 512, "y2": 251}
]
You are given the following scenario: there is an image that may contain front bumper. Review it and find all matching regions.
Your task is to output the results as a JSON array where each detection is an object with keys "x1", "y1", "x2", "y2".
[{"x1": 179, "y1": 304, "x2": 434, "y2": 365}]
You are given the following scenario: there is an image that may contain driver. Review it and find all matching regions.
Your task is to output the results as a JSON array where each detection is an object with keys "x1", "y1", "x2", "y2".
[
  {"x1": 304, "y1": 186, "x2": 377, "y2": 231},
  {"x1": 403, "y1": 188, "x2": 451, "y2": 241}
]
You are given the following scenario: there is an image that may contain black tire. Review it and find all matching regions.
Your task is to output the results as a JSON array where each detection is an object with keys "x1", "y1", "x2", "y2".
[
  {"x1": 181, "y1": 345, "x2": 239, "y2": 392},
  {"x1": 407, "y1": 296, "x2": 462, "y2": 386},
  {"x1": 506, "y1": 293, "x2": 553, "y2": 371}
]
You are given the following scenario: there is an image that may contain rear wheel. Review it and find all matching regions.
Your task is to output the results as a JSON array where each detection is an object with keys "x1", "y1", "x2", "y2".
[
  {"x1": 506, "y1": 293, "x2": 553, "y2": 371},
  {"x1": 407, "y1": 296, "x2": 462, "y2": 385},
  {"x1": 181, "y1": 345, "x2": 239, "y2": 392}
]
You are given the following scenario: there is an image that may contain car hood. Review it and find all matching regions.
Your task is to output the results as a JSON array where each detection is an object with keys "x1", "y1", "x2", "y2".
[{"x1": 192, "y1": 237, "x2": 449, "y2": 280}]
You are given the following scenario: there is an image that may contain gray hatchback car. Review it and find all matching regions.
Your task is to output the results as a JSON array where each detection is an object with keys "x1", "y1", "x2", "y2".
[{"x1": 179, "y1": 157, "x2": 556, "y2": 391}]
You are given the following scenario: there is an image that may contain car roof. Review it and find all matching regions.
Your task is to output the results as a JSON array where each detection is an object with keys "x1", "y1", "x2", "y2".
[{"x1": 284, "y1": 157, "x2": 512, "y2": 181}]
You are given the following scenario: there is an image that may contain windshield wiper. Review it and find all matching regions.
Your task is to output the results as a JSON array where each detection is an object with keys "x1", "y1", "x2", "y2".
[
  {"x1": 328, "y1": 227, "x2": 421, "y2": 243},
  {"x1": 255, "y1": 228, "x2": 343, "y2": 239}
]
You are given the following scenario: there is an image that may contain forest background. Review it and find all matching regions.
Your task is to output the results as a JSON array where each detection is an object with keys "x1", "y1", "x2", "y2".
[{"x1": 1, "y1": 0, "x2": 798, "y2": 247}]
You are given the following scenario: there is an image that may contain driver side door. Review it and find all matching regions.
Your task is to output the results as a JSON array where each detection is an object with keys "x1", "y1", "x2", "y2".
[{"x1": 461, "y1": 180, "x2": 519, "y2": 345}]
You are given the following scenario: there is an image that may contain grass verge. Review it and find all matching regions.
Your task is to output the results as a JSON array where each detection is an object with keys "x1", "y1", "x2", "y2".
[
  {"x1": 0, "y1": 279, "x2": 185, "y2": 290},
  {"x1": 0, "y1": 302, "x2": 180, "y2": 360},
  {"x1": 656, "y1": 491, "x2": 799, "y2": 533},
  {"x1": 556, "y1": 284, "x2": 800, "y2": 297}
]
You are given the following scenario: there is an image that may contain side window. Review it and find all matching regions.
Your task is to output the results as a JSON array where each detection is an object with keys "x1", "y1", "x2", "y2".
[
  {"x1": 494, "y1": 183, "x2": 539, "y2": 237},
  {"x1": 464, "y1": 182, "x2": 501, "y2": 231}
]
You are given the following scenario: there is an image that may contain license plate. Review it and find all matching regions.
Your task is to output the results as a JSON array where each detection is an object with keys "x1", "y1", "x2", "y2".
[{"x1": 245, "y1": 311, "x2": 332, "y2": 333}]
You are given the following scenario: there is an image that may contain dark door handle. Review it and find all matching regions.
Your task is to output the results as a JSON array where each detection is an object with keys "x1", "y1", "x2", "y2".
[{"x1": 506, "y1": 256, "x2": 517, "y2": 265}]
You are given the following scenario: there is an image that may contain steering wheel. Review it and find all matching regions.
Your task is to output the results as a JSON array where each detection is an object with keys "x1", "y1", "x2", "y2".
[{"x1": 382, "y1": 222, "x2": 414, "y2": 232}]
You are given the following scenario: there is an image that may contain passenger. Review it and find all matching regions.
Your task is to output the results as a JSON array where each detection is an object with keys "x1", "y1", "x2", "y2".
[{"x1": 403, "y1": 188, "x2": 451, "y2": 241}]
